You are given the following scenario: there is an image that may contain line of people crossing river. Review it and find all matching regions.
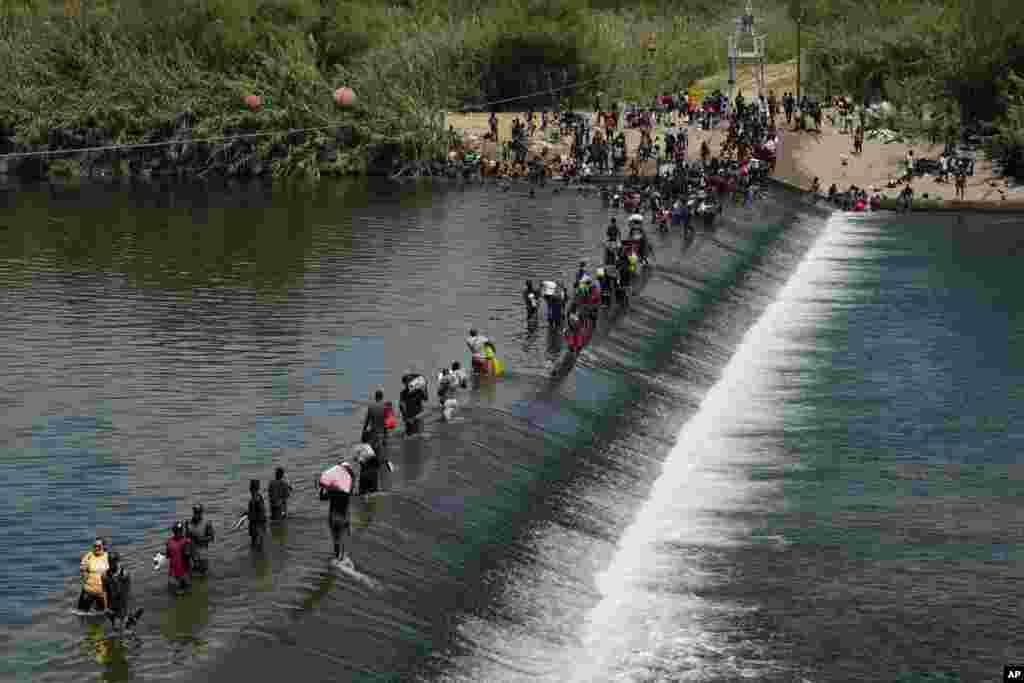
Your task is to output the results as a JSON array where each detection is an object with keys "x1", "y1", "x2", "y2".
[
  {"x1": 73, "y1": 101, "x2": 777, "y2": 630},
  {"x1": 72, "y1": 218, "x2": 651, "y2": 628}
]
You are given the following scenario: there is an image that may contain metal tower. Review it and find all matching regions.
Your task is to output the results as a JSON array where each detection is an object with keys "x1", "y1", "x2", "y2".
[{"x1": 727, "y1": 0, "x2": 767, "y2": 102}]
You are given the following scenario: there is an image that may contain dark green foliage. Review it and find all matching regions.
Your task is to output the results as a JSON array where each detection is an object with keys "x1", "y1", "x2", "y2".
[
  {"x1": 12, "y1": 0, "x2": 1021, "y2": 179},
  {"x1": 804, "y1": 0, "x2": 1024, "y2": 169},
  {"x1": 1, "y1": 0, "x2": 792, "y2": 178}
]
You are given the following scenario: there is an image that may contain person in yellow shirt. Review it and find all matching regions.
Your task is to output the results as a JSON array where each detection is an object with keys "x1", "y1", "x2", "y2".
[{"x1": 77, "y1": 538, "x2": 109, "y2": 612}]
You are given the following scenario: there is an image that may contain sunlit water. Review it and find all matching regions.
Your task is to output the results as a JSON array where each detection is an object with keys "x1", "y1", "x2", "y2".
[{"x1": 1, "y1": 177, "x2": 1020, "y2": 683}]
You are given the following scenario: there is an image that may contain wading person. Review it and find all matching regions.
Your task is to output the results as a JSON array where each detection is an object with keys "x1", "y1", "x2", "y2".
[
  {"x1": 353, "y1": 442, "x2": 381, "y2": 496},
  {"x1": 317, "y1": 456, "x2": 357, "y2": 564},
  {"x1": 165, "y1": 522, "x2": 192, "y2": 593},
  {"x1": 247, "y1": 480, "x2": 268, "y2": 550},
  {"x1": 523, "y1": 280, "x2": 540, "y2": 320},
  {"x1": 102, "y1": 553, "x2": 143, "y2": 630},
  {"x1": 362, "y1": 389, "x2": 389, "y2": 455},
  {"x1": 466, "y1": 328, "x2": 491, "y2": 375},
  {"x1": 186, "y1": 504, "x2": 214, "y2": 574},
  {"x1": 898, "y1": 184, "x2": 914, "y2": 212},
  {"x1": 77, "y1": 538, "x2": 109, "y2": 612},
  {"x1": 400, "y1": 372, "x2": 428, "y2": 435},
  {"x1": 544, "y1": 281, "x2": 563, "y2": 329},
  {"x1": 437, "y1": 361, "x2": 468, "y2": 421},
  {"x1": 268, "y1": 467, "x2": 293, "y2": 521}
]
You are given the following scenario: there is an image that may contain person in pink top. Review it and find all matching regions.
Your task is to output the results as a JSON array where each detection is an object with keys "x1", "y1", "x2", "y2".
[{"x1": 165, "y1": 522, "x2": 193, "y2": 593}]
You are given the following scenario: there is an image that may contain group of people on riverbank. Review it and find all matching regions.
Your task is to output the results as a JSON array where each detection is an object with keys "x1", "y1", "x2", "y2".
[
  {"x1": 811, "y1": 177, "x2": 884, "y2": 212},
  {"x1": 459, "y1": 81, "x2": 787, "y2": 188}
]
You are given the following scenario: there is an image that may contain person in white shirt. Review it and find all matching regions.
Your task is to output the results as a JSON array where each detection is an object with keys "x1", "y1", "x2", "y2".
[
  {"x1": 466, "y1": 328, "x2": 492, "y2": 374},
  {"x1": 437, "y1": 361, "x2": 469, "y2": 420}
]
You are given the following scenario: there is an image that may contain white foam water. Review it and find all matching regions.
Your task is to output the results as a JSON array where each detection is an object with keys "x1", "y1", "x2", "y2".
[
  {"x1": 432, "y1": 214, "x2": 873, "y2": 683},
  {"x1": 564, "y1": 214, "x2": 869, "y2": 682}
]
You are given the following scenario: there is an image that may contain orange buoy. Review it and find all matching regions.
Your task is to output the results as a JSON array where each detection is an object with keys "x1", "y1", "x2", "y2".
[
  {"x1": 244, "y1": 94, "x2": 262, "y2": 112},
  {"x1": 333, "y1": 87, "x2": 356, "y2": 108}
]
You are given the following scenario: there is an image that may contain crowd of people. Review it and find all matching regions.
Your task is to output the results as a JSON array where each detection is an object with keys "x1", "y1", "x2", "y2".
[
  {"x1": 455, "y1": 82, "x2": 985, "y2": 216},
  {"x1": 520, "y1": 214, "x2": 650, "y2": 356},
  {"x1": 75, "y1": 329, "x2": 508, "y2": 609},
  {"x1": 453, "y1": 82, "x2": 789, "y2": 189},
  {"x1": 74, "y1": 81, "x2": 799, "y2": 631}
]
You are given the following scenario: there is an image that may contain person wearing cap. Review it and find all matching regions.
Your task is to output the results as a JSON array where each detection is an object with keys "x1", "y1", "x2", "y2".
[
  {"x1": 102, "y1": 552, "x2": 142, "y2": 630},
  {"x1": 165, "y1": 522, "x2": 193, "y2": 593},
  {"x1": 77, "y1": 538, "x2": 110, "y2": 612},
  {"x1": 186, "y1": 504, "x2": 215, "y2": 574},
  {"x1": 247, "y1": 480, "x2": 268, "y2": 550}
]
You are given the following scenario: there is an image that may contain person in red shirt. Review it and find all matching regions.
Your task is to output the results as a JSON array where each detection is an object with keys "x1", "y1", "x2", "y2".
[{"x1": 165, "y1": 522, "x2": 192, "y2": 594}]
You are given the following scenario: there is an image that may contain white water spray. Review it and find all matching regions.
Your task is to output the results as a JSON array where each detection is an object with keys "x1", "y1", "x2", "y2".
[{"x1": 566, "y1": 214, "x2": 869, "y2": 682}]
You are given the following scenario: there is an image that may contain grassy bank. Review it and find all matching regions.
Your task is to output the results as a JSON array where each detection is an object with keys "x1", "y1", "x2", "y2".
[
  {"x1": 3, "y1": 2, "x2": 1021, "y2": 182},
  {"x1": 0, "y1": 0, "x2": 802, "y2": 180}
]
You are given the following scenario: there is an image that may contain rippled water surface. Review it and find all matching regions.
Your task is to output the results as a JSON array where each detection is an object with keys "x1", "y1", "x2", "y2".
[{"x1": 1, "y1": 178, "x2": 1021, "y2": 683}]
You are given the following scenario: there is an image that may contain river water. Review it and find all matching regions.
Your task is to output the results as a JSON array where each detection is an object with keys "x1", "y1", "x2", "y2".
[{"x1": 0, "y1": 177, "x2": 1020, "y2": 683}]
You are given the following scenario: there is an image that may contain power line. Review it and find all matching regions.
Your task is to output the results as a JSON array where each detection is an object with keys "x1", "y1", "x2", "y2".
[
  {"x1": 0, "y1": 125, "x2": 344, "y2": 161},
  {"x1": 468, "y1": 69, "x2": 633, "y2": 108},
  {"x1": 0, "y1": 65, "x2": 654, "y2": 162}
]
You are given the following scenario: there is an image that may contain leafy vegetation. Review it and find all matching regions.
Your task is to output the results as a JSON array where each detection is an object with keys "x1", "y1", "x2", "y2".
[
  {"x1": 796, "y1": 0, "x2": 1024, "y2": 173},
  {"x1": 0, "y1": 0, "x2": 1021, "y2": 178},
  {"x1": 0, "y1": 0, "x2": 800, "y2": 177}
]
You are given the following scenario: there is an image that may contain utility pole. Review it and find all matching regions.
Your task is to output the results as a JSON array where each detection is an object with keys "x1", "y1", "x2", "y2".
[
  {"x1": 795, "y1": 16, "x2": 801, "y2": 103},
  {"x1": 790, "y1": 0, "x2": 805, "y2": 103},
  {"x1": 728, "y1": 1, "x2": 767, "y2": 103}
]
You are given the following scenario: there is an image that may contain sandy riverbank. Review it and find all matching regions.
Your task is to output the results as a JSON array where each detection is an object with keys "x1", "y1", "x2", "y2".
[
  {"x1": 445, "y1": 109, "x2": 1023, "y2": 210},
  {"x1": 770, "y1": 118, "x2": 1024, "y2": 208}
]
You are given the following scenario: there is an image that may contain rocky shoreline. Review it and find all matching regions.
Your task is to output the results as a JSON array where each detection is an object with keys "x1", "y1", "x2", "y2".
[{"x1": 0, "y1": 115, "x2": 407, "y2": 181}]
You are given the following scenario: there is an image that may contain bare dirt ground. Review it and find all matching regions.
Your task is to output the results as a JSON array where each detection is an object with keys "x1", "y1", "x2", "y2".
[
  {"x1": 446, "y1": 61, "x2": 1021, "y2": 206},
  {"x1": 699, "y1": 62, "x2": 1019, "y2": 204}
]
